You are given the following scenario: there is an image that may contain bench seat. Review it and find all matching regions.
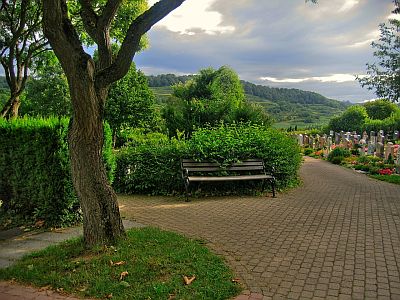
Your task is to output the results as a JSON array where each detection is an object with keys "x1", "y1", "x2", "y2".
[{"x1": 181, "y1": 158, "x2": 276, "y2": 201}]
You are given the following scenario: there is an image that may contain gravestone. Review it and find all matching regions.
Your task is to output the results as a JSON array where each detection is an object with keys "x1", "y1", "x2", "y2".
[
  {"x1": 304, "y1": 135, "x2": 309, "y2": 147},
  {"x1": 376, "y1": 142, "x2": 384, "y2": 158},
  {"x1": 394, "y1": 130, "x2": 400, "y2": 141},
  {"x1": 384, "y1": 142, "x2": 395, "y2": 161},
  {"x1": 370, "y1": 131, "x2": 377, "y2": 144},
  {"x1": 335, "y1": 133, "x2": 341, "y2": 145},
  {"x1": 327, "y1": 137, "x2": 332, "y2": 152},
  {"x1": 298, "y1": 134, "x2": 304, "y2": 146},
  {"x1": 367, "y1": 142, "x2": 375, "y2": 155},
  {"x1": 362, "y1": 131, "x2": 369, "y2": 142}
]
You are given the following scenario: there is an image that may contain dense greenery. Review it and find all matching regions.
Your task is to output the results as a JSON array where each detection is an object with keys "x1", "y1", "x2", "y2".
[
  {"x1": 357, "y1": 1, "x2": 400, "y2": 102},
  {"x1": 114, "y1": 123, "x2": 301, "y2": 196},
  {"x1": 0, "y1": 118, "x2": 115, "y2": 228},
  {"x1": 162, "y1": 67, "x2": 271, "y2": 137},
  {"x1": 105, "y1": 64, "x2": 163, "y2": 145},
  {"x1": 21, "y1": 52, "x2": 71, "y2": 117},
  {"x1": 0, "y1": 227, "x2": 242, "y2": 300},
  {"x1": 147, "y1": 73, "x2": 350, "y2": 128},
  {"x1": 147, "y1": 73, "x2": 193, "y2": 87},
  {"x1": 328, "y1": 99, "x2": 400, "y2": 133}
]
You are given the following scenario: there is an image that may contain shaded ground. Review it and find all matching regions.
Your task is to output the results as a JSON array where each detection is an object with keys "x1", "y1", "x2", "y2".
[{"x1": 118, "y1": 157, "x2": 400, "y2": 299}]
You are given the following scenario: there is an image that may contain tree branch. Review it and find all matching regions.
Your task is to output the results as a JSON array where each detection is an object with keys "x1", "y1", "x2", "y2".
[
  {"x1": 98, "y1": 0, "x2": 122, "y2": 29},
  {"x1": 78, "y1": 0, "x2": 98, "y2": 39},
  {"x1": 96, "y1": 0, "x2": 185, "y2": 88},
  {"x1": 42, "y1": 0, "x2": 90, "y2": 74}
]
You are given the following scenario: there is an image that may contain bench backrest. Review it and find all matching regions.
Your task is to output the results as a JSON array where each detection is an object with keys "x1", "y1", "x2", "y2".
[{"x1": 181, "y1": 159, "x2": 266, "y2": 174}]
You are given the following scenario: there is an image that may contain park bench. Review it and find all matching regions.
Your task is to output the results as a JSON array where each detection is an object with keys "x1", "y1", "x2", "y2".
[{"x1": 181, "y1": 158, "x2": 276, "y2": 201}]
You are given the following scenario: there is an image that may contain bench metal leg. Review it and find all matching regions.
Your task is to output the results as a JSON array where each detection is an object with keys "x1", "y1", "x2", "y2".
[
  {"x1": 184, "y1": 180, "x2": 190, "y2": 202},
  {"x1": 271, "y1": 179, "x2": 276, "y2": 198}
]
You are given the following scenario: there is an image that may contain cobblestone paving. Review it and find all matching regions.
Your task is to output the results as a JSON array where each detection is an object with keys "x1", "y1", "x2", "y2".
[{"x1": 119, "y1": 157, "x2": 400, "y2": 299}]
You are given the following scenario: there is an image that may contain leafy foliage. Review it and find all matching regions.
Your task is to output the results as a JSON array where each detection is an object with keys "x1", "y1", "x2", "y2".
[
  {"x1": 21, "y1": 52, "x2": 71, "y2": 117},
  {"x1": 105, "y1": 64, "x2": 163, "y2": 144},
  {"x1": 0, "y1": 118, "x2": 115, "y2": 227},
  {"x1": 114, "y1": 123, "x2": 301, "y2": 195},
  {"x1": 357, "y1": 1, "x2": 400, "y2": 102},
  {"x1": 327, "y1": 99, "x2": 400, "y2": 132},
  {"x1": 363, "y1": 99, "x2": 399, "y2": 120},
  {"x1": 328, "y1": 105, "x2": 368, "y2": 133},
  {"x1": 162, "y1": 67, "x2": 272, "y2": 137},
  {"x1": 0, "y1": 0, "x2": 48, "y2": 117},
  {"x1": 327, "y1": 147, "x2": 351, "y2": 165}
]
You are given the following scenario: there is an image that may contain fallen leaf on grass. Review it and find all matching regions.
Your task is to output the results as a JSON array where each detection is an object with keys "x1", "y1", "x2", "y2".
[
  {"x1": 38, "y1": 285, "x2": 51, "y2": 292},
  {"x1": 119, "y1": 271, "x2": 129, "y2": 280},
  {"x1": 35, "y1": 220, "x2": 45, "y2": 228},
  {"x1": 105, "y1": 294, "x2": 113, "y2": 299},
  {"x1": 110, "y1": 260, "x2": 126, "y2": 267},
  {"x1": 183, "y1": 275, "x2": 196, "y2": 285}
]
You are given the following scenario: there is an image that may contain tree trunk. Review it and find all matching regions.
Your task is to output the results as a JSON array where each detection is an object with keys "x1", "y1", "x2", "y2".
[
  {"x1": 1, "y1": 95, "x2": 20, "y2": 119},
  {"x1": 68, "y1": 65, "x2": 125, "y2": 248}
]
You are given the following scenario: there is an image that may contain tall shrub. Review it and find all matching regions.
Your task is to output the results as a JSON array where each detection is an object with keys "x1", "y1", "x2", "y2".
[
  {"x1": 0, "y1": 118, "x2": 115, "y2": 227},
  {"x1": 114, "y1": 123, "x2": 302, "y2": 195}
]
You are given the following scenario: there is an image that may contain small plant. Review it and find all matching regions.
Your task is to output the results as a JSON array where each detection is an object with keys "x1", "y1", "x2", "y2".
[
  {"x1": 330, "y1": 156, "x2": 344, "y2": 165},
  {"x1": 303, "y1": 148, "x2": 313, "y2": 156},
  {"x1": 327, "y1": 147, "x2": 351, "y2": 163},
  {"x1": 378, "y1": 168, "x2": 393, "y2": 175}
]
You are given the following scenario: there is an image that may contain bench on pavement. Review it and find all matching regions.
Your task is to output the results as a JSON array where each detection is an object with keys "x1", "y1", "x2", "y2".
[{"x1": 181, "y1": 158, "x2": 276, "y2": 201}]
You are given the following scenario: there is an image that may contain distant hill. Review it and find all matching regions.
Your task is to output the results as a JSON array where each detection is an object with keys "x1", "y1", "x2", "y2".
[{"x1": 146, "y1": 74, "x2": 350, "y2": 128}]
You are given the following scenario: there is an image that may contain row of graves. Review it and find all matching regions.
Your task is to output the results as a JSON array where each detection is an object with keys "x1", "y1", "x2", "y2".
[{"x1": 295, "y1": 130, "x2": 400, "y2": 174}]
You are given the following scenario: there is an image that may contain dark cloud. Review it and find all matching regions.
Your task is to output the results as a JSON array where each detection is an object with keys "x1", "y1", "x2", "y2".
[{"x1": 135, "y1": 0, "x2": 395, "y2": 103}]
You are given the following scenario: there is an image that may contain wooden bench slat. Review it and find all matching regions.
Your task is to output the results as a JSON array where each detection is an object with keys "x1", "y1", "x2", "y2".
[
  {"x1": 181, "y1": 158, "x2": 276, "y2": 201},
  {"x1": 188, "y1": 175, "x2": 273, "y2": 181}
]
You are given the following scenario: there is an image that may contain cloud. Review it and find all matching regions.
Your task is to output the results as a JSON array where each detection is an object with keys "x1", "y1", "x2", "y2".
[
  {"x1": 136, "y1": 0, "x2": 394, "y2": 103},
  {"x1": 339, "y1": 0, "x2": 360, "y2": 12},
  {"x1": 148, "y1": 0, "x2": 235, "y2": 35},
  {"x1": 260, "y1": 74, "x2": 358, "y2": 84}
]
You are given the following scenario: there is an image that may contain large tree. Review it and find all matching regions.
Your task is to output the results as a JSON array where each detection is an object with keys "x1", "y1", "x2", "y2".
[
  {"x1": 357, "y1": 0, "x2": 400, "y2": 102},
  {"x1": 0, "y1": 0, "x2": 48, "y2": 118},
  {"x1": 41, "y1": 0, "x2": 185, "y2": 247}
]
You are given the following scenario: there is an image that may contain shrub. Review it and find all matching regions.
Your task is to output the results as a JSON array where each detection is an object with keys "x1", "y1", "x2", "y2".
[
  {"x1": 0, "y1": 117, "x2": 115, "y2": 227},
  {"x1": 330, "y1": 156, "x2": 344, "y2": 165},
  {"x1": 327, "y1": 147, "x2": 351, "y2": 163},
  {"x1": 114, "y1": 123, "x2": 302, "y2": 195},
  {"x1": 303, "y1": 148, "x2": 313, "y2": 156}
]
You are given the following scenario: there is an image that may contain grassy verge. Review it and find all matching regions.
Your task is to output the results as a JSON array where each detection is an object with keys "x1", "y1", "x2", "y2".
[
  {"x1": 369, "y1": 174, "x2": 400, "y2": 185},
  {"x1": 0, "y1": 227, "x2": 241, "y2": 300}
]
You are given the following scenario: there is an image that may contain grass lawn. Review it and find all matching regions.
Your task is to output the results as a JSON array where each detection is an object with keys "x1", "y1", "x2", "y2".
[
  {"x1": 369, "y1": 174, "x2": 400, "y2": 185},
  {"x1": 0, "y1": 227, "x2": 242, "y2": 300}
]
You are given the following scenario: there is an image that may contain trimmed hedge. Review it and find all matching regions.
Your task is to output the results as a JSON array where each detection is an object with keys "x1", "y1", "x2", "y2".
[
  {"x1": 0, "y1": 117, "x2": 115, "y2": 227},
  {"x1": 114, "y1": 123, "x2": 302, "y2": 195}
]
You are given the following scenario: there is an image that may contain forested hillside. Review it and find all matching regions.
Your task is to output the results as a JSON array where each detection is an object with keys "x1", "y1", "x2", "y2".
[{"x1": 146, "y1": 74, "x2": 350, "y2": 127}]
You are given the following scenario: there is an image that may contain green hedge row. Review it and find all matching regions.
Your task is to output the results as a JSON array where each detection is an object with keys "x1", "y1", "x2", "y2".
[
  {"x1": 0, "y1": 117, "x2": 115, "y2": 227},
  {"x1": 114, "y1": 124, "x2": 302, "y2": 196}
]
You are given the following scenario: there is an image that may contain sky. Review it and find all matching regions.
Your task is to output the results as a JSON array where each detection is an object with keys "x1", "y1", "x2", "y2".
[{"x1": 135, "y1": 0, "x2": 397, "y2": 103}]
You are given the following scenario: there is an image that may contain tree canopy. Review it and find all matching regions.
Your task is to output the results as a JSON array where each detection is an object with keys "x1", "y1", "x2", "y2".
[
  {"x1": 0, "y1": 0, "x2": 48, "y2": 118},
  {"x1": 357, "y1": 1, "x2": 400, "y2": 102}
]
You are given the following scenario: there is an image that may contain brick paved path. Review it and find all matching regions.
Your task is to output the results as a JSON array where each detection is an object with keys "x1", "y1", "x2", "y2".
[{"x1": 119, "y1": 157, "x2": 400, "y2": 299}]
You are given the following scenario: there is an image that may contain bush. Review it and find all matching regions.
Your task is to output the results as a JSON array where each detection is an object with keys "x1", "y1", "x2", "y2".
[
  {"x1": 330, "y1": 156, "x2": 344, "y2": 165},
  {"x1": 0, "y1": 117, "x2": 115, "y2": 227},
  {"x1": 327, "y1": 147, "x2": 351, "y2": 163},
  {"x1": 114, "y1": 123, "x2": 302, "y2": 195},
  {"x1": 303, "y1": 148, "x2": 313, "y2": 156}
]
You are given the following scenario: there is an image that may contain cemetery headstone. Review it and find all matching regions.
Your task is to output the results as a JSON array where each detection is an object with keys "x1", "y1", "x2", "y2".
[{"x1": 376, "y1": 142, "x2": 384, "y2": 158}]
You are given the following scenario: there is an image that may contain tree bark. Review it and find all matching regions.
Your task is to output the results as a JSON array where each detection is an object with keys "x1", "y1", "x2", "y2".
[
  {"x1": 67, "y1": 61, "x2": 125, "y2": 247},
  {"x1": 42, "y1": 0, "x2": 185, "y2": 248},
  {"x1": 1, "y1": 95, "x2": 21, "y2": 119}
]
